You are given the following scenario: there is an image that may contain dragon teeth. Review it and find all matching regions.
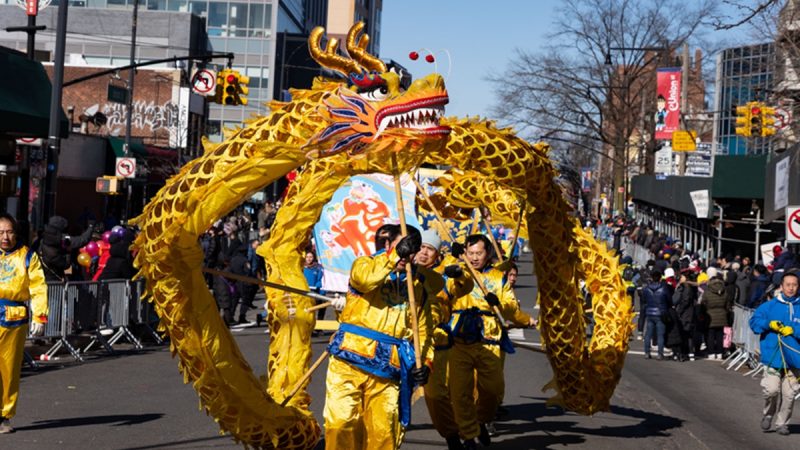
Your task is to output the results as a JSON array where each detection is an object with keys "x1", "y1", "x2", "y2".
[{"x1": 375, "y1": 106, "x2": 445, "y2": 137}]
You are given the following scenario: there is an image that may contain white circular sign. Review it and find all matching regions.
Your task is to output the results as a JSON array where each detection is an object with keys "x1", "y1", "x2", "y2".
[
  {"x1": 116, "y1": 157, "x2": 136, "y2": 179},
  {"x1": 191, "y1": 69, "x2": 217, "y2": 95}
]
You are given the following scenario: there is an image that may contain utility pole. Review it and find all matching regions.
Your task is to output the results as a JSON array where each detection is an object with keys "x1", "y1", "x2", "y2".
[
  {"x1": 7, "y1": 2, "x2": 47, "y2": 240},
  {"x1": 43, "y1": 0, "x2": 69, "y2": 222},
  {"x1": 678, "y1": 42, "x2": 689, "y2": 176},
  {"x1": 123, "y1": 0, "x2": 139, "y2": 221}
]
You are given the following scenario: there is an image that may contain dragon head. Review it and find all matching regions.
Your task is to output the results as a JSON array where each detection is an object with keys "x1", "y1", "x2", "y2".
[{"x1": 304, "y1": 24, "x2": 450, "y2": 161}]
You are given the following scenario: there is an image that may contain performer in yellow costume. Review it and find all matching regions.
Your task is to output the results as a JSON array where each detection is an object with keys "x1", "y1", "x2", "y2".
[
  {"x1": 0, "y1": 214, "x2": 47, "y2": 433},
  {"x1": 414, "y1": 229, "x2": 473, "y2": 450},
  {"x1": 447, "y1": 234, "x2": 535, "y2": 449},
  {"x1": 323, "y1": 224, "x2": 444, "y2": 449}
]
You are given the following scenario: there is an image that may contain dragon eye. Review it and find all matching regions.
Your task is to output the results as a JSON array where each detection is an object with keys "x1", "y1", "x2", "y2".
[{"x1": 360, "y1": 85, "x2": 389, "y2": 101}]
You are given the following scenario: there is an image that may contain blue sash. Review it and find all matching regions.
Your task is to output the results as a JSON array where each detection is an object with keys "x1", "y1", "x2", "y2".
[
  {"x1": 451, "y1": 308, "x2": 515, "y2": 354},
  {"x1": 328, "y1": 322, "x2": 417, "y2": 427},
  {"x1": 0, "y1": 299, "x2": 28, "y2": 328}
]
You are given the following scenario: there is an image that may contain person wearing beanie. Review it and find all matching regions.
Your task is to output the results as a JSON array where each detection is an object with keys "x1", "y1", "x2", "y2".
[
  {"x1": 323, "y1": 224, "x2": 444, "y2": 449},
  {"x1": 414, "y1": 228, "x2": 473, "y2": 449},
  {"x1": 38, "y1": 215, "x2": 94, "y2": 281}
]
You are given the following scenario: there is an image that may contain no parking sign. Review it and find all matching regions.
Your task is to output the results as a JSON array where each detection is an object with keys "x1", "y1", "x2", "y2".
[{"x1": 787, "y1": 206, "x2": 800, "y2": 243}]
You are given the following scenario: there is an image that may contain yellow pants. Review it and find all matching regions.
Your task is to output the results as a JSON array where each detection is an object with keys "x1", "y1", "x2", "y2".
[
  {"x1": 448, "y1": 342, "x2": 503, "y2": 440},
  {"x1": 323, "y1": 357, "x2": 403, "y2": 450},
  {"x1": 0, "y1": 324, "x2": 28, "y2": 419},
  {"x1": 424, "y1": 349, "x2": 458, "y2": 439}
]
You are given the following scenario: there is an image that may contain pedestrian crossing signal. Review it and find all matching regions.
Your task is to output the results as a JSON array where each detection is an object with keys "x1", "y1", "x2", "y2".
[{"x1": 96, "y1": 176, "x2": 122, "y2": 195}]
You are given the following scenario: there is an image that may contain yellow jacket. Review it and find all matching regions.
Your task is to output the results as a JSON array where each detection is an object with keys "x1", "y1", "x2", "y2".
[
  {"x1": 427, "y1": 255, "x2": 474, "y2": 349},
  {"x1": 0, "y1": 245, "x2": 48, "y2": 324},
  {"x1": 449, "y1": 266, "x2": 530, "y2": 343},
  {"x1": 338, "y1": 248, "x2": 444, "y2": 367}
]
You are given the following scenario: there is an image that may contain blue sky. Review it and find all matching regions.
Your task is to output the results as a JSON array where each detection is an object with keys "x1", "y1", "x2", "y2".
[
  {"x1": 380, "y1": 1, "x2": 754, "y2": 121},
  {"x1": 381, "y1": 0, "x2": 562, "y2": 119}
]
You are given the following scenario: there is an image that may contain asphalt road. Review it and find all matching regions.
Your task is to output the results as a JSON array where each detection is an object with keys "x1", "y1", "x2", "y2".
[{"x1": 4, "y1": 253, "x2": 799, "y2": 450}]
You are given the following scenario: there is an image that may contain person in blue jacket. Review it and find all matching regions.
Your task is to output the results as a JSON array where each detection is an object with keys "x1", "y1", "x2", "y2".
[
  {"x1": 642, "y1": 269, "x2": 672, "y2": 360},
  {"x1": 303, "y1": 250, "x2": 326, "y2": 320},
  {"x1": 749, "y1": 271, "x2": 800, "y2": 436}
]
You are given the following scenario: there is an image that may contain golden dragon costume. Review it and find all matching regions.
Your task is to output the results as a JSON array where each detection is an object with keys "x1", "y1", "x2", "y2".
[{"x1": 131, "y1": 23, "x2": 632, "y2": 449}]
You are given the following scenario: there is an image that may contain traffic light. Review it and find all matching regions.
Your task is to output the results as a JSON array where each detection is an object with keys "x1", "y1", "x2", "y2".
[
  {"x1": 734, "y1": 104, "x2": 751, "y2": 137},
  {"x1": 761, "y1": 105, "x2": 777, "y2": 137},
  {"x1": 749, "y1": 102, "x2": 763, "y2": 136},
  {"x1": 219, "y1": 70, "x2": 249, "y2": 106}
]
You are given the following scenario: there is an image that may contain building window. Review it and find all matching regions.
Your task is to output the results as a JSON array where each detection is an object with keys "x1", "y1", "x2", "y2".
[{"x1": 208, "y1": 2, "x2": 228, "y2": 28}]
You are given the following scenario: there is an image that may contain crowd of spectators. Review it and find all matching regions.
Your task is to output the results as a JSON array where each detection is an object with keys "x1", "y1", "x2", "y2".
[{"x1": 584, "y1": 215, "x2": 800, "y2": 362}]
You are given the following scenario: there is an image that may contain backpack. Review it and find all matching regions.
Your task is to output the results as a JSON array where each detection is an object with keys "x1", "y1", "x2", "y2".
[{"x1": 622, "y1": 266, "x2": 635, "y2": 282}]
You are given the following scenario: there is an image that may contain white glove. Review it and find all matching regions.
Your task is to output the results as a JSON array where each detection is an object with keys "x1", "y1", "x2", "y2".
[
  {"x1": 30, "y1": 322, "x2": 45, "y2": 337},
  {"x1": 331, "y1": 294, "x2": 347, "y2": 311}
]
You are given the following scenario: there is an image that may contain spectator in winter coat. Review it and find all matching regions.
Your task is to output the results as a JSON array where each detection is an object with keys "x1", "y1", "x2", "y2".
[
  {"x1": 772, "y1": 246, "x2": 798, "y2": 286},
  {"x1": 38, "y1": 216, "x2": 93, "y2": 281},
  {"x1": 213, "y1": 256, "x2": 237, "y2": 327},
  {"x1": 700, "y1": 275, "x2": 731, "y2": 360},
  {"x1": 748, "y1": 265, "x2": 773, "y2": 308},
  {"x1": 673, "y1": 272, "x2": 698, "y2": 361},
  {"x1": 724, "y1": 269, "x2": 740, "y2": 306},
  {"x1": 303, "y1": 251, "x2": 326, "y2": 321},
  {"x1": 97, "y1": 234, "x2": 135, "y2": 280},
  {"x1": 749, "y1": 272, "x2": 800, "y2": 436},
  {"x1": 642, "y1": 270, "x2": 672, "y2": 360},
  {"x1": 229, "y1": 243, "x2": 252, "y2": 324},
  {"x1": 732, "y1": 262, "x2": 751, "y2": 305}
]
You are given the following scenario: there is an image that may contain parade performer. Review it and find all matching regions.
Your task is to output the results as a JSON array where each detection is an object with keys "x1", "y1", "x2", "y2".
[
  {"x1": 749, "y1": 271, "x2": 800, "y2": 436},
  {"x1": 414, "y1": 229, "x2": 474, "y2": 450},
  {"x1": 0, "y1": 214, "x2": 47, "y2": 433},
  {"x1": 447, "y1": 234, "x2": 535, "y2": 448},
  {"x1": 323, "y1": 224, "x2": 443, "y2": 449}
]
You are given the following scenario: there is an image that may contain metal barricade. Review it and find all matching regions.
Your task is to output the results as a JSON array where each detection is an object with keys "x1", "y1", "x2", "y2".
[
  {"x1": 129, "y1": 278, "x2": 163, "y2": 344},
  {"x1": 101, "y1": 279, "x2": 143, "y2": 349},
  {"x1": 26, "y1": 282, "x2": 82, "y2": 363},
  {"x1": 723, "y1": 305, "x2": 763, "y2": 377},
  {"x1": 62, "y1": 280, "x2": 116, "y2": 357}
]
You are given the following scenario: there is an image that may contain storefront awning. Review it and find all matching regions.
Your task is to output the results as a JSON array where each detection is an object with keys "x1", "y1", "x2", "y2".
[{"x1": 0, "y1": 47, "x2": 68, "y2": 138}]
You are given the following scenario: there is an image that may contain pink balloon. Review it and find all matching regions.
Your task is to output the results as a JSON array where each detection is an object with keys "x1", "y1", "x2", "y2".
[
  {"x1": 102, "y1": 231, "x2": 112, "y2": 244},
  {"x1": 85, "y1": 241, "x2": 100, "y2": 257}
]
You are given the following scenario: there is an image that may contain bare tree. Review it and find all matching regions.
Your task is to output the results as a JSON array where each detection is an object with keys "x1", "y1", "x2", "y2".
[{"x1": 489, "y1": 0, "x2": 717, "y2": 212}]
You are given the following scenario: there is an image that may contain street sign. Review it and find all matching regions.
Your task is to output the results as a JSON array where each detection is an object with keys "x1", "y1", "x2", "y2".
[
  {"x1": 671, "y1": 130, "x2": 697, "y2": 152},
  {"x1": 115, "y1": 157, "x2": 136, "y2": 179},
  {"x1": 655, "y1": 146, "x2": 672, "y2": 174},
  {"x1": 787, "y1": 206, "x2": 800, "y2": 244},
  {"x1": 107, "y1": 84, "x2": 129, "y2": 104},
  {"x1": 191, "y1": 69, "x2": 217, "y2": 96},
  {"x1": 775, "y1": 108, "x2": 791, "y2": 130}
]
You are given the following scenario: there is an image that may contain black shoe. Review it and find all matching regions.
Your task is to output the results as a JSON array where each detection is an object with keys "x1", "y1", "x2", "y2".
[
  {"x1": 761, "y1": 415, "x2": 773, "y2": 431},
  {"x1": 777, "y1": 425, "x2": 790, "y2": 436},
  {"x1": 256, "y1": 314, "x2": 263, "y2": 327},
  {"x1": 446, "y1": 435, "x2": 465, "y2": 450},
  {"x1": 478, "y1": 423, "x2": 491, "y2": 446},
  {"x1": 462, "y1": 439, "x2": 478, "y2": 450},
  {"x1": 645, "y1": 354, "x2": 652, "y2": 359}
]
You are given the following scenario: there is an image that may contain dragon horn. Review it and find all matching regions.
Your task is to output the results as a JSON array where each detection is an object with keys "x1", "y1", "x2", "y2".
[
  {"x1": 346, "y1": 22, "x2": 387, "y2": 73},
  {"x1": 309, "y1": 26, "x2": 361, "y2": 75}
]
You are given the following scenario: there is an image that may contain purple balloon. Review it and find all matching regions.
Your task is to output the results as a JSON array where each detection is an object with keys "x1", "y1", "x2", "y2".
[
  {"x1": 85, "y1": 241, "x2": 100, "y2": 257},
  {"x1": 111, "y1": 225, "x2": 126, "y2": 237},
  {"x1": 102, "y1": 231, "x2": 112, "y2": 244}
]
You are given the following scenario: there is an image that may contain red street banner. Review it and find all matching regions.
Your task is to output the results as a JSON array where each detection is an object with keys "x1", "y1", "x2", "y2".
[
  {"x1": 26, "y1": 0, "x2": 38, "y2": 15},
  {"x1": 655, "y1": 68, "x2": 681, "y2": 140}
]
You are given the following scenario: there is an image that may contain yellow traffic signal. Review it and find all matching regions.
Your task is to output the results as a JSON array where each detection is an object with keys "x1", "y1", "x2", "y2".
[
  {"x1": 749, "y1": 102, "x2": 763, "y2": 136},
  {"x1": 761, "y1": 105, "x2": 777, "y2": 137},
  {"x1": 734, "y1": 105, "x2": 751, "y2": 137},
  {"x1": 213, "y1": 69, "x2": 226, "y2": 104},
  {"x1": 236, "y1": 73, "x2": 249, "y2": 106}
]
